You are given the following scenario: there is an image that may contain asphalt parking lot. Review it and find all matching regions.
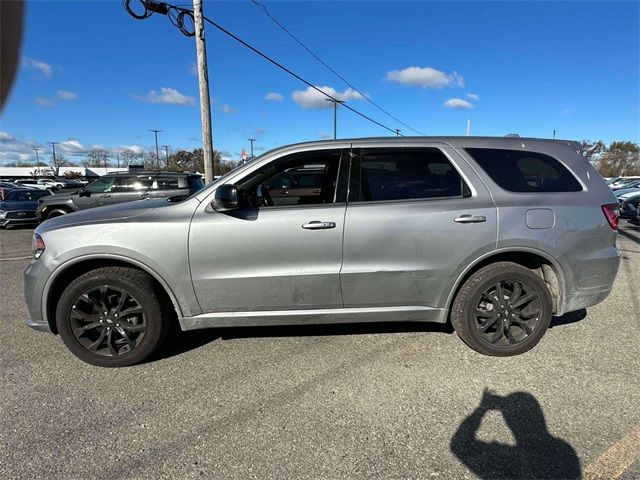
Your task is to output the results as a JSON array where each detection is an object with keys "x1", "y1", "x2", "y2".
[{"x1": 1, "y1": 223, "x2": 639, "y2": 479}]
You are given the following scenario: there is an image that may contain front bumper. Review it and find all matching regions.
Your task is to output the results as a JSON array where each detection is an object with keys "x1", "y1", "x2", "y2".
[
  {"x1": 1, "y1": 217, "x2": 39, "y2": 227},
  {"x1": 26, "y1": 317, "x2": 52, "y2": 333},
  {"x1": 24, "y1": 257, "x2": 54, "y2": 334}
]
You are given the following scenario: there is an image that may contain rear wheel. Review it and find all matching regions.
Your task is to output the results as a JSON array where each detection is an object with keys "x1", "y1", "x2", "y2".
[
  {"x1": 56, "y1": 266, "x2": 172, "y2": 367},
  {"x1": 450, "y1": 262, "x2": 553, "y2": 356}
]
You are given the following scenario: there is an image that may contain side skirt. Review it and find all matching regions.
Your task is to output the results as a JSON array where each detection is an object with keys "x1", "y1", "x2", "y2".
[{"x1": 179, "y1": 305, "x2": 448, "y2": 331}]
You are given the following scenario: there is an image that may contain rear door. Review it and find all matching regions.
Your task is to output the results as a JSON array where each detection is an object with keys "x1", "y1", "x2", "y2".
[{"x1": 340, "y1": 144, "x2": 497, "y2": 310}]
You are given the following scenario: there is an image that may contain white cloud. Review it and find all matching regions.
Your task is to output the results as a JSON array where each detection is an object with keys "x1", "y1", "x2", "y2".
[
  {"x1": 188, "y1": 62, "x2": 198, "y2": 76},
  {"x1": 444, "y1": 98, "x2": 474, "y2": 109},
  {"x1": 386, "y1": 66, "x2": 464, "y2": 89},
  {"x1": 265, "y1": 92, "x2": 284, "y2": 101},
  {"x1": 292, "y1": 86, "x2": 366, "y2": 109},
  {"x1": 59, "y1": 139, "x2": 86, "y2": 154},
  {"x1": 34, "y1": 97, "x2": 55, "y2": 107},
  {"x1": 0, "y1": 131, "x2": 14, "y2": 142},
  {"x1": 561, "y1": 109, "x2": 572, "y2": 116},
  {"x1": 319, "y1": 132, "x2": 331, "y2": 140},
  {"x1": 23, "y1": 57, "x2": 53, "y2": 77},
  {"x1": 117, "y1": 145, "x2": 148, "y2": 155},
  {"x1": 136, "y1": 87, "x2": 194, "y2": 106},
  {"x1": 57, "y1": 90, "x2": 78, "y2": 100},
  {"x1": 220, "y1": 103, "x2": 237, "y2": 114},
  {"x1": 467, "y1": 93, "x2": 479, "y2": 101}
]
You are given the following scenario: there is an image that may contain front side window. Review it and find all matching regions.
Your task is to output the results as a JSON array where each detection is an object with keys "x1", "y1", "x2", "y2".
[
  {"x1": 350, "y1": 148, "x2": 468, "y2": 202},
  {"x1": 156, "y1": 176, "x2": 186, "y2": 190},
  {"x1": 85, "y1": 177, "x2": 115, "y2": 193},
  {"x1": 465, "y1": 148, "x2": 583, "y2": 193},
  {"x1": 236, "y1": 150, "x2": 343, "y2": 207}
]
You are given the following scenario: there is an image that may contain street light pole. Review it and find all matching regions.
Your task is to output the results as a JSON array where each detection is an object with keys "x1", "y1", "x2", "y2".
[
  {"x1": 325, "y1": 98, "x2": 344, "y2": 139},
  {"x1": 150, "y1": 129, "x2": 161, "y2": 169},
  {"x1": 248, "y1": 138, "x2": 256, "y2": 158}
]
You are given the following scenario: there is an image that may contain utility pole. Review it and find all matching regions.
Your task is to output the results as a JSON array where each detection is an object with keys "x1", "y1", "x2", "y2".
[
  {"x1": 325, "y1": 98, "x2": 344, "y2": 139},
  {"x1": 395, "y1": 129, "x2": 400, "y2": 137},
  {"x1": 466, "y1": 119, "x2": 471, "y2": 136},
  {"x1": 117, "y1": 152, "x2": 120, "y2": 168},
  {"x1": 34, "y1": 148, "x2": 41, "y2": 175},
  {"x1": 248, "y1": 138, "x2": 256, "y2": 159},
  {"x1": 553, "y1": 129, "x2": 556, "y2": 140},
  {"x1": 48, "y1": 141, "x2": 59, "y2": 172},
  {"x1": 163, "y1": 145, "x2": 171, "y2": 168},
  {"x1": 150, "y1": 129, "x2": 161, "y2": 170},
  {"x1": 193, "y1": 0, "x2": 214, "y2": 183}
]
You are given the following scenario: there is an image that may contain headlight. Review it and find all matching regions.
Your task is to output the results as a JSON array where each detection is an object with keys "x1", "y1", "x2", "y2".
[
  {"x1": 32, "y1": 233, "x2": 46, "y2": 260},
  {"x1": 0, "y1": 210, "x2": 6, "y2": 219}
]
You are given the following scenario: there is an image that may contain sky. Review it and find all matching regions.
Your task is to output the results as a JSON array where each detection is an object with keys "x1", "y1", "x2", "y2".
[{"x1": 0, "y1": 0, "x2": 638, "y2": 166}]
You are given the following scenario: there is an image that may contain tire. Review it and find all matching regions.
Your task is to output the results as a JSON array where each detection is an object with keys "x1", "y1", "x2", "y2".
[
  {"x1": 45, "y1": 208, "x2": 70, "y2": 219},
  {"x1": 55, "y1": 266, "x2": 172, "y2": 367},
  {"x1": 450, "y1": 261, "x2": 553, "y2": 356}
]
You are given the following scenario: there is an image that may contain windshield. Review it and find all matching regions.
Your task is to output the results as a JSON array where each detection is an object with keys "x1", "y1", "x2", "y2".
[{"x1": 6, "y1": 189, "x2": 50, "y2": 201}]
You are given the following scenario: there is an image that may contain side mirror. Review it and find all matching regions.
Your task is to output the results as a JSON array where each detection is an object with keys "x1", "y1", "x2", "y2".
[{"x1": 212, "y1": 184, "x2": 238, "y2": 212}]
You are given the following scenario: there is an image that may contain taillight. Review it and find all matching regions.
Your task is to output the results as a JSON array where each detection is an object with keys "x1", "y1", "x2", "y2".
[
  {"x1": 602, "y1": 204, "x2": 619, "y2": 230},
  {"x1": 32, "y1": 233, "x2": 46, "y2": 259}
]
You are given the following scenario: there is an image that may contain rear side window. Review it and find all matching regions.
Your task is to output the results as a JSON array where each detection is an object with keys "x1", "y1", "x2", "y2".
[
  {"x1": 187, "y1": 176, "x2": 205, "y2": 191},
  {"x1": 350, "y1": 148, "x2": 469, "y2": 202},
  {"x1": 111, "y1": 176, "x2": 153, "y2": 192},
  {"x1": 156, "y1": 176, "x2": 187, "y2": 190},
  {"x1": 466, "y1": 148, "x2": 582, "y2": 192}
]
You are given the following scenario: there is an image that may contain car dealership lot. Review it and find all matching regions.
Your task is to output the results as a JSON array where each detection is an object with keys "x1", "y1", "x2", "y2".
[{"x1": 1, "y1": 224, "x2": 639, "y2": 479}]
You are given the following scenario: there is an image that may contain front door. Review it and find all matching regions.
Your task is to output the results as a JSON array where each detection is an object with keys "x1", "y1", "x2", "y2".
[{"x1": 189, "y1": 148, "x2": 348, "y2": 313}]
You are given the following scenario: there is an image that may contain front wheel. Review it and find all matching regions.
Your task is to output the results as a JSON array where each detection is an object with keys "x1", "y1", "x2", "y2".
[
  {"x1": 450, "y1": 262, "x2": 553, "y2": 356},
  {"x1": 56, "y1": 266, "x2": 172, "y2": 367}
]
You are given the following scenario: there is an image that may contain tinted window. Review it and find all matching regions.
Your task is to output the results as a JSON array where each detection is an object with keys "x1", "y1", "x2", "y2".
[
  {"x1": 350, "y1": 148, "x2": 468, "y2": 202},
  {"x1": 156, "y1": 176, "x2": 188, "y2": 190},
  {"x1": 465, "y1": 148, "x2": 582, "y2": 192},
  {"x1": 111, "y1": 176, "x2": 153, "y2": 192},
  {"x1": 187, "y1": 176, "x2": 204, "y2": 191}
]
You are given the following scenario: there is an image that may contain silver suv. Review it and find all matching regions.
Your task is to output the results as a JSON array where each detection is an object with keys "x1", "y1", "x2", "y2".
[{"x1": 24, "y1": 137, "x2": 620, "y2": 367}]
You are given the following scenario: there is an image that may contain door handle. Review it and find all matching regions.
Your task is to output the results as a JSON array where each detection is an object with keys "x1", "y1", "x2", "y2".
[
  {"x1": 454, "y1": 214, "x2": 486, "y2": 223},
  {"x1": 100, "y1": 194, "x2": 111, "y2": 198},
  {"x1": 302, "y1": 221, "x2": 336, "y2": 230},
  {"x1": 138, "y1": 192, "x2": 149, "y2": 197}
]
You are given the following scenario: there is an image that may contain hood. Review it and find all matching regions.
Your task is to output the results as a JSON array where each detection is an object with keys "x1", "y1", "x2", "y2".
[
  {"x1": 0, "y1": 200, "x2": 39, "y2": 211},
  {"x1": 40, "y1": 192, "x2": 78, "y2": 203},
  {"x1": 36, "y1": 198, "x2": 171, "y2": 232}
]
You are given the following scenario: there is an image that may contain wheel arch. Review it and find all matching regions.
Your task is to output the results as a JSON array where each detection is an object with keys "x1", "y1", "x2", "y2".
[
  {"x1": 43, "y1": 254, "x2": 183, "y2": 334},
  {"x1": 445, "y1": 248, "x2": 566, "y2": 318}
]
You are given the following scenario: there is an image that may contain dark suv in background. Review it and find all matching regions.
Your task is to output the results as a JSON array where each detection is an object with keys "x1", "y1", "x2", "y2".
[{"x1": 37, "y1": 171, "x2": 204, "y2": 220}]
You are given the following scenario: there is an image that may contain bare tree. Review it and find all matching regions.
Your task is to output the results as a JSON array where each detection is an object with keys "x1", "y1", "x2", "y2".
[
  {"x1": 596, "y1": 141, "x2": 640, "y2": 177},
  {"x1": 83, "y1": 148, "x2": 109, "y2": 168}
]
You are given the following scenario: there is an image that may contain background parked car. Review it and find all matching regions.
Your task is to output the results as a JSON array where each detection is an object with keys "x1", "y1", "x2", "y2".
[
  {"x1": 0, "y1": 188, "x2": 52, "y2": 228},
  {"x1": 14, "y1": 179, "x2": 53, "y2": 191},
  {"x1": 37, "y1": 171, "x2": 204, "y2": 220},
  {"x1": 619, "y1": 190, "x2": 640, "y2": 218}
]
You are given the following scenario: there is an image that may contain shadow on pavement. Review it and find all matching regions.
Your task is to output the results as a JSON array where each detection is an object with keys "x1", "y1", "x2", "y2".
[
  {"x1": 155, "y1": 321, "x2": 454, "y2": 362},
  {"x1": 451, "y1": 389, "x2": 581, "y2": 480},
  {"x1": 550, "y1": 308, "x2": 587, "y2": 328},
  {"x1": 156, "y1": 309, "x2": 588, "y2": 362},
  {"x1": 618, "y1": 225, "x2": 640, "y2": 246}
]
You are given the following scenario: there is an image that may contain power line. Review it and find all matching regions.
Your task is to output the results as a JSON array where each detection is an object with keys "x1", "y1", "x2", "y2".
[
  {"x1": 124, "y1": 1, "x2": 403, "y2": 136},
  {"x1": 249, "y1": 0, "x2": 426, "y2": 136},
  {"x1": 199, "y1": 14, "x2": 402, "y2": 136}
]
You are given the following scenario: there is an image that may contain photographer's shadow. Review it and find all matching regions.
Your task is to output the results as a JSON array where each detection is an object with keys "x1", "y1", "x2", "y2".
[{"x1": 450, "y1": 390, "x2": 581, "y2": 480}]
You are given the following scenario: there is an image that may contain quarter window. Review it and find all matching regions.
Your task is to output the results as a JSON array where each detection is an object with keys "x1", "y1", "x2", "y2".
[
  {"x1": 465, "y1": 148, "x2": 583, "y2": 192},
  {"x1": 350, "y1": 148, "x2": 469, "y2": 202}
]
